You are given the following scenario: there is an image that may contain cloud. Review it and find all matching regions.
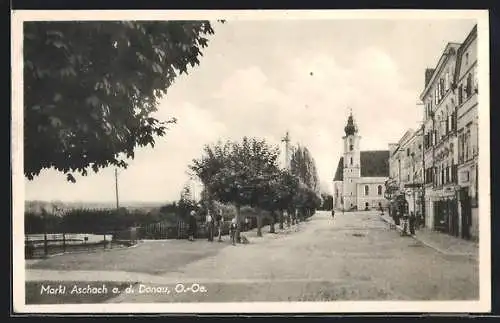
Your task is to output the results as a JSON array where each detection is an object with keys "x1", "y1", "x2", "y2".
[{"x1": 25, "y1": 19, "x2": 474, "y2": 203}]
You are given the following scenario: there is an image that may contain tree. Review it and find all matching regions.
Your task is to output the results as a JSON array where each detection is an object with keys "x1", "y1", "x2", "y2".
[
  {"x1": 178, "y1": 183, "x2": 195, "y2": 220},
  {"x1": 290, "y1": 145, "x2": 321, "y2": 220},
  {"x1": 320, "y1": 193, "x2": 333, "y2": 210},
  {"x1": 259, "y1": 169, "x2": 299, "y2": 233},
  {"x1": 190, "y1": 137, "x2": 280, "y2": 242},
  {"x1": 24, "y1": 21, "x2": 222, "y2": 182}
]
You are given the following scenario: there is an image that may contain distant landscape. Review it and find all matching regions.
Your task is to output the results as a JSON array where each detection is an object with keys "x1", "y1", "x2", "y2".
[{"x1": 25, "y1": 200, "x2": 167, "y2": 214}]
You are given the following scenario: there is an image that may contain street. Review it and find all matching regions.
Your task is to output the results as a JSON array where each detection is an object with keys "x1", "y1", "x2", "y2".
[
  {"x1": 26, "y1": 210, "x2": 478, "y2": 303},
  {"x1": 102, "y1": 210, "x2": 479, "y2": 302}
]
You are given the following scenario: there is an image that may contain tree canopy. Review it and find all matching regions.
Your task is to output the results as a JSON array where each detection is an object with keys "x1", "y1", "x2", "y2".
[
  {"x1": 290, "y1": 145, "x2": 320, "y2": 193},
  {"x1": 24, "y1": 21, "x2": 220, "y2": 182},
  {"x1": 190, "y1": 137, "x2": 280, "y2": 209}
]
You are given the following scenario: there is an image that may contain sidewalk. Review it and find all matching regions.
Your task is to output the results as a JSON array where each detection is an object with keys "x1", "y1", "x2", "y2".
[{"x1": 379, "y1": 213, "x2": 478, "y2": 258}]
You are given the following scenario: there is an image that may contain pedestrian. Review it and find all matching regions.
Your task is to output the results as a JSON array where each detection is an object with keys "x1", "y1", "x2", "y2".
[
  {"x1": 409, "y1": 211, "x2": 416, "y2": 235},
  {"x1": 216, "y1": 209, "x2": 223, "y2": 242},
  {"x1": 188, "y1": 210, "x2": 197, "y2": 241},
  {"x1": 378, "y1": 202, "x2": 384, "y2": 215},
  {"x1": 206, "y1": 210, "x2": 214, "y2": 242},
  {"x1": 331, "y1": 209, "x2": 335, "y2": 219},
  {"x1": 244, "y1": 217, "x2": 250, "y2": 231},
  {"x1": 230, "y1": 216, "x2": 238, "y2": 245},
  {"x1": 393, "y1": 203, "x2": 400, "y2": 226}
]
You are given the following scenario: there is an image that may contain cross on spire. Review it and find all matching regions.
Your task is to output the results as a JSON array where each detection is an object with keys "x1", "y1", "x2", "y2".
[{"x1": 281, "y1": 131, "x2": 290, "y2": 144}]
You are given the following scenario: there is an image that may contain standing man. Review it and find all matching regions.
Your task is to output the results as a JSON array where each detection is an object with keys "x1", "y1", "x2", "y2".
[
  {"x1": 409, "y1": 211, "x2": 416, "y2": 235},
  {"x1": 216, "y1": 209, "x2": 223, "y2": 242},
  {"x1": 230, "y1": 216, "x2": 237, "y2": 246},
  {"x1": 206, "y1": 210, "x2": 214, "y2": 242},
  {"x1": 188, "y1": 210, "x2": 197, "y2": 241}
]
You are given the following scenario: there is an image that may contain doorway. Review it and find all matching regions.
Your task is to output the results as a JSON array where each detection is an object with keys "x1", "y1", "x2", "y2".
[{"x1": 460, "y1": 188, "x2": 471, "y2": 240}]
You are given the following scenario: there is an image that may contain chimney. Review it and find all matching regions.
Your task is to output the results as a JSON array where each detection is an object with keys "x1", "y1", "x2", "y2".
[
  {"x1": 425, "y1": 68, "x2": 435, "y2": 88},
  {"x1": 388, "y1": 143, "x2": 398, "y2": 155}
]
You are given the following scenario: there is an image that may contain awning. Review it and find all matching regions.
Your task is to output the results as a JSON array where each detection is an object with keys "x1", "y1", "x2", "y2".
[{"x1": 404, "y1": 183, "x2": 423, "y2": 188}]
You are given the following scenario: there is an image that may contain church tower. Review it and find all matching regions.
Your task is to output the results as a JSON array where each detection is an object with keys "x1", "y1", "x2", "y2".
[{"x1": 342, "y1": 112, "x2": 361, "y2": 210}]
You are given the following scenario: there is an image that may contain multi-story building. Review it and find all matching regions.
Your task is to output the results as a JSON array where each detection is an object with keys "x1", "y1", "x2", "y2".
[
  {"x1": 387, "y1": 128, "x2": 424, "y2": 217},
  {"x1": 455, "y1": 25, "x2": 479, "y2": 241},
  {"x1": 419, "y1": 42, "x2": 461, "y2": 236}
]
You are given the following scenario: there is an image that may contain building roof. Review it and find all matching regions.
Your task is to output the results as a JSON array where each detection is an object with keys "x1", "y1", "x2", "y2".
[
  {"x1": 360, "y1": 150, "x2": 390, "y2": 177},
  {"x1": 344, "y1": 113, "x2": 358, "y2": 136},
  {"x1": 333, "y1": 157, "x2": 344, "y2": 181},
  {"x1": 333, "y1": 150, "x2": 390, "y2": 182},
  {"x1": 454, "y1": 24, "x2": 478, "y2": 84},
  {"x1": 419, "y1": 42, "x2": 461, "y2": 101}
]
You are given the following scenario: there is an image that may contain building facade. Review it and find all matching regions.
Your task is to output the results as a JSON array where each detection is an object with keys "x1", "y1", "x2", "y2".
[
  {"x1": 455, "y1": 25, "x2": 479, "y2": 241},
  {"x1": 387, "y1": 128, "x2": 424, "y2": 218},
  {"x1": 418, "y1": 24, "x2": 478, "y2": 240},
  {"x1": 333, "y1": 113, "x2": 390, "y2": 211},
  {"x1": 420, "y1": 42, "x2": 461, "y2": 236}
]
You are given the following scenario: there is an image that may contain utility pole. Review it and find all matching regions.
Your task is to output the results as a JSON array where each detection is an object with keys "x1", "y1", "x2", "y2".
[
  {"x1": 115, "y1": 168, "x2": 119, "y2": 209},
  {"x1": 281, "y1": 131, "x2": 291, "y2": 170}
]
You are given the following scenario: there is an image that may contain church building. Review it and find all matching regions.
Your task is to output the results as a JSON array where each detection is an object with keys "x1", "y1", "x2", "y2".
[{"x1": 333, "y1": 113, "x2": 390, "y2": 211}]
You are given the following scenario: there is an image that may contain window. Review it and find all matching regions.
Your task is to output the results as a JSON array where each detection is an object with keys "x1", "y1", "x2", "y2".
[
  {"x1": 364, "y1": 185, "x2": 369, "y2": 196},
  {"x1": 440, "y1": 111, "x2": 445, "y2": 139},
  {"x1": 445, "y1": 72, "x2": 449, "y2": 91},
  {"x1": 466, "y1": 73, "x2": 473, "y2": 98},
  {"x1": 407, "y1": 148, "x2": 410, "y2": 157},
  {"x1": 465, "y1": 52, "x2": 469, "y2": 66},
  {"x1": 465, "y1": 127, "x2": 471, "y2": 161},
  {"x1": 459, "y1": 133, "x2": 465, "y2": 164},
  {"x1": 349, "y1": 138, "x2": 353, "y2": 151},
  {"x1": 474, "y1": 68, "x2": 478, "y2": 93},
  {"x1": 377, "y1": 185, "x2": 382, "y2": 196},
  {"x1": 350, "y1": 157, "x2": 353, "y2": 166}
]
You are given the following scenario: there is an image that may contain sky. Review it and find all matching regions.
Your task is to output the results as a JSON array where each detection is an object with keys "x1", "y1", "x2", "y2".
[{"x1": 23, "y1": 16, "x2": 477, "y2": 204}]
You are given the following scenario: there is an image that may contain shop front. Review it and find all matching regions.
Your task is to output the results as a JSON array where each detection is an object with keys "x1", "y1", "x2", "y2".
[{"x1": 432, "y1": 186, "x2": 460, "y2": 237}]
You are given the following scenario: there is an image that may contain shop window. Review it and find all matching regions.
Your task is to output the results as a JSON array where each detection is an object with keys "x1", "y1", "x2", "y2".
[{"x1": 364, "y1": 185, "x2": 369, "y2": 196}]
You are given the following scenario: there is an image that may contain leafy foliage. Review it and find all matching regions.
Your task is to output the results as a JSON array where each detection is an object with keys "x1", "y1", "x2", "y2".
[
  {"x1": 178, "y1": 184, "x2": 196, "y2": 219},
  {"x1": 290, "y1": 145, "x2": 321, "y2": 217},
  {"x1": 25, "y1": 208, "x2": 164, "y2": 234},
  {"x1": 24, "y1": 21, "x2": 220, "y2": 182},
  {"x1": 290, "y1": 145, "x2": 320, "y2": 192},
  {"x1": 257, "y1": 169, "x2": 299, "y2": 213},
  {"x1": 319, "y1": 193, "x2": 333, "y2": 210},
  {"x1": 190, "y1": 137, "x2": 280, "y2": 208}
]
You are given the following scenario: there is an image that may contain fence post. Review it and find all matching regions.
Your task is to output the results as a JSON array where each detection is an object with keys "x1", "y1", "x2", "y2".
[{"x1": 63, "y1": 233, "x2": 66, "y2": 253}]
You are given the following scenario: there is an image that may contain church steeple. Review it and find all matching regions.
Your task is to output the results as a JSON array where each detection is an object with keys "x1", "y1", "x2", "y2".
[{"x1": 344, "y1": 111, "x2": 358, "y2": 136}]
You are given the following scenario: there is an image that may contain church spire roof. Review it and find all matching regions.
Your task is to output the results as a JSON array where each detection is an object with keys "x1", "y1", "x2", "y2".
[{"x1": 344, "y1": 111, "x2": 358, "y2": 136}]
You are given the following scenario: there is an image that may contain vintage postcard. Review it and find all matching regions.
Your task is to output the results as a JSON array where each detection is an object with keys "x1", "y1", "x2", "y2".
[{"x1": 11, "y1": 9, "x2": 491, "y2": 314}]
